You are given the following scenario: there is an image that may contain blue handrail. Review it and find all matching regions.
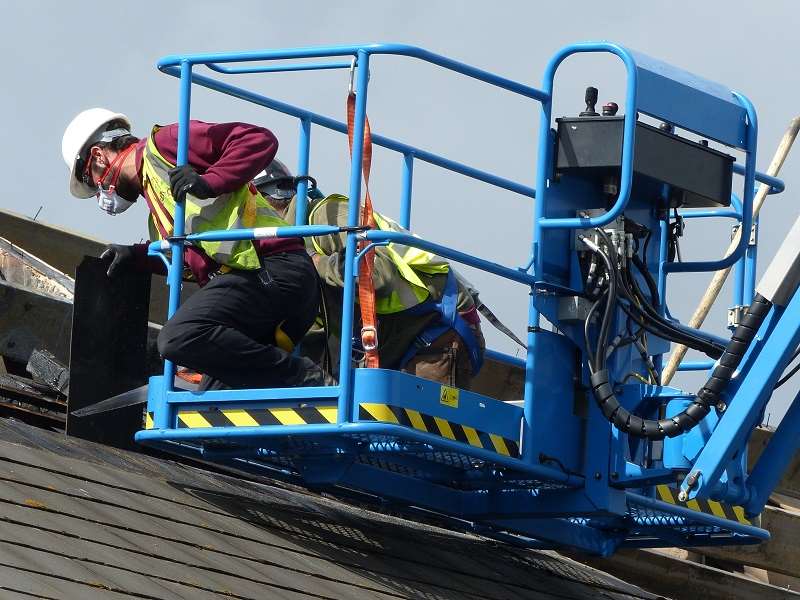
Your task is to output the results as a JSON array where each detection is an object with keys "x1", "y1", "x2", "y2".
[
  {"x1": 732, "y1": 163, "x2": 783, "y2": 194},
  {"x1": 664, "y1": 91, "x2": 756, "y2": 274},
  {"x1": 535, "y1": 43, "x2": 640, "y2": 232},
  {"x1": 207, "y1": 60, "x2": 353, "y2": 75},
  {"x1": 157, "y1": 66, "x2": 537, "y2": 200},
  {"x1": 158, "y1": 43, "x2": 550, "y2": 102},
  {"x1": 152, "y1": 42, "x2": 550, "y2": 452}
]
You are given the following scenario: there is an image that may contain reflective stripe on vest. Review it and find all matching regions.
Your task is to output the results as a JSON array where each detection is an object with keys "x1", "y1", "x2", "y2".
[
  {"x1": 140, "y1": 125, "x2": 290, "y2": 270},
  {"x1": 309, "y1": 195, "x2": 450, "y2": 314}
]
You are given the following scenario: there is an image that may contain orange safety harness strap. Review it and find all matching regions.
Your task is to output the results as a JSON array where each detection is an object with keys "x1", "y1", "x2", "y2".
[{"x1": 346, "y1": 91, "x2": 380, "y2": 368}]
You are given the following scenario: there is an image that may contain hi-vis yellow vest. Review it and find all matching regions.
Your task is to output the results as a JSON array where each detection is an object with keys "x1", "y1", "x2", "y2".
[
  {"x1": 140, "y1": 125, "x2": 290, "y2": 270},
  {"x1": 308, "y1": 194, "x2": 450, "y2": 314}
]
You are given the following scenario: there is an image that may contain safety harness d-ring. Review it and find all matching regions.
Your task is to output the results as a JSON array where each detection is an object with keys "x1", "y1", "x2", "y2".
[{"x1": 360, "y1": 325, "x2": 378, "y2": 352}]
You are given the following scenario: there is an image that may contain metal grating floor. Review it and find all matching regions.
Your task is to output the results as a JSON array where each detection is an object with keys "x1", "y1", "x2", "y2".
[
  {"x1": 623, "y1": 497, "x2": 764, "y2": 547},
  {"x1": 184, "y1": 431, "x2": 574, "y2": 493}
]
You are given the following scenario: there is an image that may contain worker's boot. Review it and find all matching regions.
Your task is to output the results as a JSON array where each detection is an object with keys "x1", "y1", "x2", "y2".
[{"x1": 295, "y1": 357, "x2": 338, "y2": 387}]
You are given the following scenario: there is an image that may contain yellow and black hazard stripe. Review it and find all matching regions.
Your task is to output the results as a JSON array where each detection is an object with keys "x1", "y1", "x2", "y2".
[
  {"x1": 358, "y1": 403, "x2": 520, "y2": 458},
  {"x1": 145, "y1": 406, "x2": 338, "y2": 430},
  {"x1": 656, "y1": 484, "x2": 753, "y2": 525}
]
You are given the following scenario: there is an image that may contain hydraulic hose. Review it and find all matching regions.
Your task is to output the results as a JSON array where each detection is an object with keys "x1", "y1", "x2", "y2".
[
  {"x1": 589, "y1": 294, "x2": 771, "y2": 439},
  {"x1": 594, "y1": 231, "x2": 725, "y2": 359},
  {"x1": 581, "y1": 231, "x2": 773, "y2": 440}
]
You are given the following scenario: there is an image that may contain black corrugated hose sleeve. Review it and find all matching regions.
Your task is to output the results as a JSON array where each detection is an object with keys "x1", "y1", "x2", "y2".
[{"x1": 589, "y1": 294, "x2": 772, "y2": 440}]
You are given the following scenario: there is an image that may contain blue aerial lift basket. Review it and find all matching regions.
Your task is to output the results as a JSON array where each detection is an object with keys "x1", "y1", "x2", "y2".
[{"x1": 135, "y1": 41, "x2": 800, "y2": 556}]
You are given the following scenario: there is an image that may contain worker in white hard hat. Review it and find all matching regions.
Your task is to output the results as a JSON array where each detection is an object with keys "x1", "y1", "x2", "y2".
[{"x1": 62, "y1": 108, "x2": 333, "y2": 390}]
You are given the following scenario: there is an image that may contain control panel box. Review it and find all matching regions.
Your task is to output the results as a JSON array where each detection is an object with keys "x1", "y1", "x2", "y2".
[{"x1": 555, "y1": 116, "x2": 735, "y2": 208}]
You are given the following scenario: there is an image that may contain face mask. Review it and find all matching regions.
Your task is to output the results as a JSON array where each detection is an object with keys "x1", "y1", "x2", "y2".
[
  {"x1": 92, "y1": 145, "x2": 137, "y2": 215},
  {"x1": 97, "y1": 187, "x2": 134, "y2": 215}
]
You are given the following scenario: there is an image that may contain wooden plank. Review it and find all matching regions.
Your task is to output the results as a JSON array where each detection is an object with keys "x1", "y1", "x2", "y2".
[
  {"x1": 470, "y1": 356, "x2": 524, "y2": 400},
  {"x1": 749, "y1": 427, "x2": 800, "y2": 500},
  {"x1": 695, "y1": 505, "x2": 800, "y2": 579},
  {"x1": 0, "y1": 237, "x2": 74, "y2": 300},
  {"x1": 0, "y1": 402, "x2": 64, "y2": 428},
  {"x1": 580, "y1": 548, "x2": 800, "y2": 600},
  {"x1": 0, "y1": 208, "x2": 196, "y2": 324},
  {"x1": 0, "y1": 373, "x2": 67, "y2": 411},
  {"x1": 0, "y1": 210, "x2": 106, "y2": 283}
]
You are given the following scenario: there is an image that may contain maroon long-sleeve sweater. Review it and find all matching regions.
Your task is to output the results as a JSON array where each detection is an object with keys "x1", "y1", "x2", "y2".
[{"x1": 132, "y1": 120, "x2": 302, "y2": 285}]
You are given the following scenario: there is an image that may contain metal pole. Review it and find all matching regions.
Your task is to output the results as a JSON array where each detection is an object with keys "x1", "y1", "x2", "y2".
[
  {"x1": 657, "y1": 215, "x2": 669, "y2": 316},
  {"x1": 295, "y1": 118, "x2": 312, "y2": 225},
  {"x1": 662, "y1": 116, "x2": 800, "y2": 385},
  {"x1": 337, "y1": 50, "x2": 370, "y2": 424},
  {"x1": 744, "y1": 219, "x2": 759, "y2": 305},
  {"x1": 523, "y1": 99, "x2": 555, "y2": 462},
  {"x1": 156, "y1": 59, "x2": 192, "y2": 428},
  {"x1": 400, "y1": 153, "x2": 414, "y2": 229},
  {"x1": 733, "y1": 244, "x2": 745, "y2": 309}
]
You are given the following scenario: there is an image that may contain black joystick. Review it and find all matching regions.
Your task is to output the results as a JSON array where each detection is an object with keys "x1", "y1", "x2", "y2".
[{"x1": 579, "y1": 86, "x2": 599, "y2": 117}]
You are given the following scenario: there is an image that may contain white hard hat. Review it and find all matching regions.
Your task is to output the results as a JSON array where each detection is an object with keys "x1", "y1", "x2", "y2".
[{"x1": 62, "y1": 108, "x2": 131, "y2": 198}]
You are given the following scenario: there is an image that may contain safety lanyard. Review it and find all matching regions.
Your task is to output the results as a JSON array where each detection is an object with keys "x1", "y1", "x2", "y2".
[{"x1": 347, "y1": 80, "x2": 380, "y2": 368}]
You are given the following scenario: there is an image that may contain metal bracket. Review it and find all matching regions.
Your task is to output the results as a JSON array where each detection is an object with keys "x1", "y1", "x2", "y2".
[
  {"x1": 731, "y1": 224, "x2": 757, "y2": 246},
  {"x1": 575, "y1": 214, "x2": 632, "y2": 262},
  {"x1": 558, "y1": 296, "x2": 594, "y2": 323},
  {"x1": 728, "y1": 305, "x2": 747, "y2": 328},
  {"x1": 339, "y1": 225, "x2": 371, "y2": 234}
]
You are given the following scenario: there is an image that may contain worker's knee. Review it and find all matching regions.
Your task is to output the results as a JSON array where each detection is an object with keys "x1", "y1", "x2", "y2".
[{"x1": 157, "y1": 320, "x2": 198, "y2": 363}]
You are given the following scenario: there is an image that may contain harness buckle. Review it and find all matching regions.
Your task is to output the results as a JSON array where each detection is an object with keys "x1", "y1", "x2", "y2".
[{"x1": 360, "y1": 325, "x2": 379, "y2": 351}]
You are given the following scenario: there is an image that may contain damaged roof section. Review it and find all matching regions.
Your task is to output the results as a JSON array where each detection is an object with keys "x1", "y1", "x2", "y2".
[
  {"x1": 0, "y1": 211, "x2": 164, "y2": 434},
  {"x1": 0, "y1": 234, "x2": 74, "y2": 428}
]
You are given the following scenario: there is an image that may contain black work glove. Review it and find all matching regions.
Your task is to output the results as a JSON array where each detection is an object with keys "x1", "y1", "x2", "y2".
[
  {"x1": 168, "y1": 165, "x2": 214, "y2": 203},
  {"x1": 100, "y1": 244, "x2": 135, "y2": 277}
]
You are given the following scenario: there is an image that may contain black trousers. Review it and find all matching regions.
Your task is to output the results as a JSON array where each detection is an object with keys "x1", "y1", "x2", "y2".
[{"x1": 157, "y1": 251, "x2": 320, "y2": 390}]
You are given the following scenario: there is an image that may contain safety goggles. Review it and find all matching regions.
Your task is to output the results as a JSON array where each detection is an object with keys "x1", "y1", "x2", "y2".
[
  {"x1": 77, "y1": 127, "x2": 132, "y2": 187},
  {"x1": 260, "y1": 175, "x2": 317, "y2": 200},
  {"x1": 77, "y1": 153, "x2": 96, "y2": 187}
]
